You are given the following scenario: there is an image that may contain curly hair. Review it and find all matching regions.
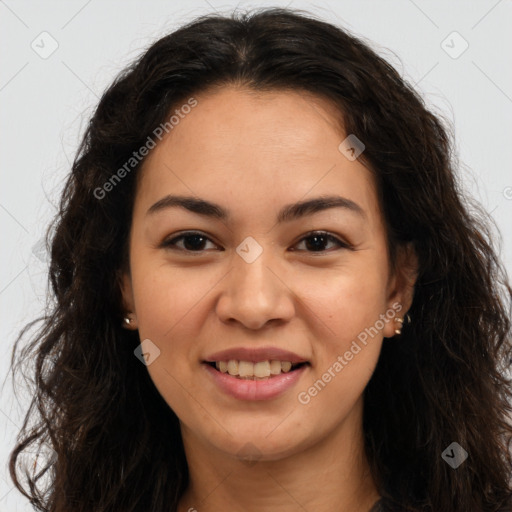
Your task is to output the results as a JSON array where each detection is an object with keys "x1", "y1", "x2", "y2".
[{"x1": 9, "y1": 7, "x2": 512, "y2": 512}]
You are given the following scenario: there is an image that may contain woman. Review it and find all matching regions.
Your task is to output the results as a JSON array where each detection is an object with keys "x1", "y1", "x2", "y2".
[{"x1": 9, "y1": 7, "x2": 512, "y2": 512}]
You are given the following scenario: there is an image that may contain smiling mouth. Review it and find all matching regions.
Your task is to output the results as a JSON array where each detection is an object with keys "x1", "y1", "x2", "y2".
[{"x1": 204, "y1": 360, "x2": 309, "y2": 380}]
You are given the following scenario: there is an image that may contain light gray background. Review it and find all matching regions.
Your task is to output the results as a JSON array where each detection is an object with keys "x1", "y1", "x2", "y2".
[{"x1": 1, "y1": 1, "x2": 511, "y2": 510}]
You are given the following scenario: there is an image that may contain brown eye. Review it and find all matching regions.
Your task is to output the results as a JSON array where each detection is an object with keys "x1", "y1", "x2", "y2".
[
  {"x1": 292, "y1": 231, "x2": 351, "y2": 252},
  {"x1": 161, "y1": 232, "x2": 219, "y2": 252}
]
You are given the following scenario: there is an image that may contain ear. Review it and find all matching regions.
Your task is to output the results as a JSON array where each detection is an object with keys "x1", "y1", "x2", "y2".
[
  {"x1": 118, "y1": 270, "x2": 138, "y2": 330},
  {"x1": 382, "y1": 242, "x2": 419, "y2": 338},
  {"x1": 120, "y1": 272, "x2": 135, "y2": 309}
]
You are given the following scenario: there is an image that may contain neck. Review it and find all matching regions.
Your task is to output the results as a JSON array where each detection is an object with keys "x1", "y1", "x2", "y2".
[{"x1": 177, "y1": 397, "x2": 381, "y2": 512}]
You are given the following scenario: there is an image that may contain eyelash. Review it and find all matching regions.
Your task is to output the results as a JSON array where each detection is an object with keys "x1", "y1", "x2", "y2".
[{"x1": 160, "y1": 230, "x2": 352, "y2": 254}]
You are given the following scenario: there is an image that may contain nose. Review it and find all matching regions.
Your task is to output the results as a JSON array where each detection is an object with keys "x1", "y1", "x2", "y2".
[{"x1": 215, "y1": 245, "x2": 296, "y2": 330}]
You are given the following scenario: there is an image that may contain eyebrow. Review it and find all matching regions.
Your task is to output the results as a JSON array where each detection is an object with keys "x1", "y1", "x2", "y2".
[{"x1": 146, "y1": 194, "x2": 366, "y2": 223}]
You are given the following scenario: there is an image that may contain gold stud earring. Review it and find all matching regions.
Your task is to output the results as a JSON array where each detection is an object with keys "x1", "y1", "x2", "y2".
[
  {"x1": 122, "y1": 313, "x2": 136, "y2": 329},
  {"x1": 395, "y1": 316, "x2": 404, "y2": 335}
]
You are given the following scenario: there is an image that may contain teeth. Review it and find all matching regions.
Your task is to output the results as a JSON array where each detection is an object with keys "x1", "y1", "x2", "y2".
[
  {"x1": 213, "y1": 359, "x2": 302, "y2": 378},
  {"x1": 254, "y1": 361, "x2": 270, "y2": 378},
  {"x1": 238, "y1": 361, "x2": 254, "y2": 377},
  {"x1": 281, "y1": 361, "x2": 292, "y2": 373},
  {"x1": 227, "y1": 360, "x2": 238, "y2": 376},
  {"x1": 270, "y1": 360, "x2": 282, "y2": 375}
]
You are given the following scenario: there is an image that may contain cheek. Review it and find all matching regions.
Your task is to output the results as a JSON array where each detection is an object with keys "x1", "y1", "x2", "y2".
[
  {"x1": 129, "y1": 259, "x2": 221, "y2": 406},
  {"x1": 307, "y1": 261, "x2": 389, "y2": 348},
  {"x1": 129, "y1": 264, "x2": 210, "y2": 418},
  {"x1": 296, "y1": 269, "x2": 388, "y2": 416},
  {"x1": 131, "y1": 258, "x2": 210, "y2": 337}
]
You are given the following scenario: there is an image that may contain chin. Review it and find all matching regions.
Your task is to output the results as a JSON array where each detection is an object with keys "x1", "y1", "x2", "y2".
[{"x1": 206, "y1": 426, "x2": 313, "y2": 463}]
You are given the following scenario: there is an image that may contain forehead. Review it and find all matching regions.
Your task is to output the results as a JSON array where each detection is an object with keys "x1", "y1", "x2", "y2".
[
  {"x1": 161, "y1": 86, "x2": 346, "y2": 159},
  {"x1": 135, "y1": 86, "x2": 382, "y2": 229}
]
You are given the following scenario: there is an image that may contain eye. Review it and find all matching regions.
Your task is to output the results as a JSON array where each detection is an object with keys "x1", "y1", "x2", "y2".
[
  {"x1": 291, "y1": 231, "x2": 352, "y2": 253},
  {"x1": 161, "y1": 231, "x2": 220, "y2": 252},
  {"x1": 160, "y1": 230, "x2": 351, "y2": 254}
]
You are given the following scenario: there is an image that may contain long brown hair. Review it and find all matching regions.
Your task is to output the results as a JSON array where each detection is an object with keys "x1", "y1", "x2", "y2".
[{"x1": 9, "y1": 7, "x2": 512, "y2": 511}]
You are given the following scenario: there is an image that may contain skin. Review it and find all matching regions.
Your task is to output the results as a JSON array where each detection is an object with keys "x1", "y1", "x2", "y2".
[{"x1": 121, "y1": 86, "x2": 418, "y2": 512}]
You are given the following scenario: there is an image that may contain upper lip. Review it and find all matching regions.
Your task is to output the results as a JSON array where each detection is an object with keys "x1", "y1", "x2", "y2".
[{"x1": 204, "y1": 346, "x2": 309, "y2": 364}]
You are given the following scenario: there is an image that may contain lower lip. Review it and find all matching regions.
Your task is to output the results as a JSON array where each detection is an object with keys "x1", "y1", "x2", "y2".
[{"x1": 202, "y1": 363, "x2": 308, "y2": 401}]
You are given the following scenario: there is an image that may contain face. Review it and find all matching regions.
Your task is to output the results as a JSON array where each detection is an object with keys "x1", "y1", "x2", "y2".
[{"x1": 122, "y1": 86, "x2": 415, "y2": 462}]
